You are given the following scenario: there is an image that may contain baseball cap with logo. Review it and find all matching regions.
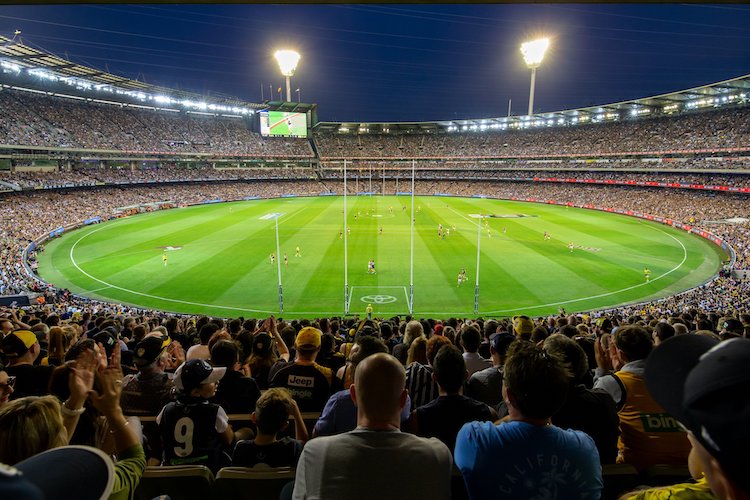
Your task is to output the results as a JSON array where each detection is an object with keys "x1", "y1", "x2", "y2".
[
  {"x1": 646, "y1": 336, "x2": 750, "y2": 491},
  {"x1": 174, "y1": 359, "x2": 226, "y2": 394},
  {"x1": 295, "y1": 327, "x2": 322, "y2": 350},
  {"x1": 1, "y1": 330, "x2": 38, "y2": 358},
  {"x1": 133, "y1": 336, "x2": 171, "y2": 367}
]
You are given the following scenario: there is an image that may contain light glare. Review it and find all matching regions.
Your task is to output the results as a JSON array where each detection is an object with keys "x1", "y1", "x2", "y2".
[
  {"x1": 520, "y1": 38, "x2": 550, "y2": 67},
  {"x1": 274, "y1": 50, "x2": 301, "y2": 76}
]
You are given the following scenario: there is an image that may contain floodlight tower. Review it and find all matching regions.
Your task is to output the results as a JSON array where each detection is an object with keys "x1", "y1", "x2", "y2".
[
  {"x1": 274, "y1": 50, "x2": 301, "y2": 102},
  {"x1": 520, "y1": 38, "x2": 550, "y2": 116}
]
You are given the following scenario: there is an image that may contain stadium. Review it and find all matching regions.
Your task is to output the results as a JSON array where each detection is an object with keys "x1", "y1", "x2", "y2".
[{"x1": 0, "y1": 9, "x2": 749, "y2": 500}]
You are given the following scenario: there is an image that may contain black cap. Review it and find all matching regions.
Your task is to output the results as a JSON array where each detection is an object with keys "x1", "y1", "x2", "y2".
[
  {"x1": 646, "y1": 336, "x2": 750, "y2": 488},
  {"x1": 490, "y1": 332, "x2": 516, "y2": 356}
]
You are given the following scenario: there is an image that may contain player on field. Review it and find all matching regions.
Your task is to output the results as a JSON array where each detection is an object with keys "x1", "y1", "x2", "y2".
[
  {"x1": 270, "y1": 253, "x2": 276, "y2": 264},
  {"x1": 162, "y1": 253, "x2": 168, "y2": 267},
  {"x1": 368, "y1": 259, "x2": 376, "y2": 275},
  {"x1": 644, "y1": 267, "x2": 651, "y2": 282},
  {"x1": 379, "y1": 226, "x2": 383, "y2": 235},
  {"x1": 339, "y1": 230, "x2": 343, "y2": 239},
  {"x1": 284, "y1": 254, "x2": 289, "y2": 267},
  {"x1": 457, "y1": 271, "x2": 463, "y2": 288},
  {"x1": 295, "y1": 246, "x2": 301, "y2": 257},
  {"x1": 568, "y1": 242, "x2": 574, "y2": 252}
]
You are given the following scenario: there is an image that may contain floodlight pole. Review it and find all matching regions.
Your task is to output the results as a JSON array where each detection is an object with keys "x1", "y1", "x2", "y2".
[
  {"x1": 409, "y1": 160, "x2": 415, "y2": 314},
  {"x1": 527, "y1": 66, "x2": 537, "y2": 116},
  {"x1": 344, "y1": 160, "x2": 349, "y2": 315},
  {"x1": 275, "y1": 216, "x2": 283, "y2": 314},
  {"x1": 284, "y1": 76, "x2": 292, "y2": 102},
  {"x1": 474, "y1": 214, "x2": 482, "y2": 314}
]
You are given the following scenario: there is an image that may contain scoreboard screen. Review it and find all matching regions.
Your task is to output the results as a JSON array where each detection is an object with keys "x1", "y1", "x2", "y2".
[{"x1": 259, "y1": 111, "x2": 307, "y2": 138}]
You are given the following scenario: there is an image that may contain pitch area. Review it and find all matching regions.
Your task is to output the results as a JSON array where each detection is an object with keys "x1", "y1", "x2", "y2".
[{"x1": 37, "y1": 196, "x2": 726, "y2": 317}]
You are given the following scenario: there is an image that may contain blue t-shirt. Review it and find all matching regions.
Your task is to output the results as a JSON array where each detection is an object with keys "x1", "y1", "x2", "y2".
[{"x1": 455, "y1": 420, "x2": 602, "y2": 500}]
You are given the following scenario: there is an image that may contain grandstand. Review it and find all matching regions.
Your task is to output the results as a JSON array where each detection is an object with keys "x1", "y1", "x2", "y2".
[{"x1": 1, "y1": 33, "x2": 749, "y2": 500}]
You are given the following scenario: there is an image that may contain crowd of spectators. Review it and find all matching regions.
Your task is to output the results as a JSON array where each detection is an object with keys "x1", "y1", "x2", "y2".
[
  {"x1": 0, "y1": 89, "x2": 313, "y2": 157},
  {"x1": 314, "y1": 106, "x2": 750, "y2": 159},
  {"x1": 1, "y1": 166, "x2": 315, "y2": 189},
  {"x1": 4, "y1": 164, "x2": 750, "y2": 191},
  {"x1": 1, "y1": 304, "x2": 748, "y2": 498}
]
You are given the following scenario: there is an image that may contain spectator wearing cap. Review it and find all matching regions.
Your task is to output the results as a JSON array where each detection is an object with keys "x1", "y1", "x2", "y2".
[
  {"x1": 120, "y1": 336, "x2": 175, "y2": 416},
  {"x1": 460, "y1": 325, "x2": 492, "y2": 377},
  {"x1": 466, "y1": 332, "x2": 515, "y2": 408},
  {"x1": 210, "y1": 339, "x2": 260, "y2": 415},
  {"x1": 408, "y1": 345, "x2": 495, "y2": 453},
  {"x1": 269, "y1": 327, "x2": 339, "y2": 412},
  {"x1": 316, "y1": 333, "x2": 346, "y2": 374},
  {"x1": 1, "y1": 330, "x2": 54, "y2": 399},
  {"x1": 593, "y1": 325, "x2": 690, "y2": 472},
  {"x1": 293, "y1": 353, "x2": 452, "y2": 500},
  {"x1": 455, "y1": 342, "x2": 602, "y2": 499},
  {"x1": 157, "y1": 359, "x2": 233, "y2": 472},
  {"x1": 543, "y1": 334, "x2": 619, "y2": 464},
  {"x1": 634, "y1": 336, "x2": 750, "y2": 499},
  {"x1": 719, "y1": 318, "x2": 744, "y2": 340}
]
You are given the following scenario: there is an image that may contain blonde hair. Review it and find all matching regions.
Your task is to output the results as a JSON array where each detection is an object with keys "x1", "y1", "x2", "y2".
[{"x1": 0, "y1": 395, "x2": 67, "y2": 464}]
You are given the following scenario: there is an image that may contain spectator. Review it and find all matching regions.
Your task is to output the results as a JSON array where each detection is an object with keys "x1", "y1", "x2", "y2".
[
  {"x1": 120, "y1": 335, "x2": 176, "y2": 416},
  {"x1": 641, "y1": 336, "x2": 750, "y2": 499},
  {"x1": 405, "y1": 334, "x2": 451, "y2": 409},
  {"x1": 455, "y1": 341, "x2": 602, "y2": 499},
  {"x1": 543, "y1": 334, "x2": 620, "y2": 464},
  {"x1": 209, "y1": 339, "x2": 260, "y2": 415},
  {"x1": 231, "y1": 388, "x2": 308, "y2": 468},
  {"x1": 1, "y1": 330, "x2": 54, "y2": 399},
  {"x1": 466, "y1": 332, "x2": 515, "y2": 408},
  {"x1": 293, "y1": 353, "x2": 452, "y2": 500},
  {"x1": 594, "y1": 325, "x2": 691, "y2": 471},
  {"x1": 157, "y1": 359, "x2": 233, "y2": 472},
  {"x1": 314, "y1": 336, "x2": 412, "y2": 437},
  {"x1": 269, "y1": 327, "x2": 337, "y2": 412},
  {"x1": 460, "y1": 324, "x2": 492, "y2": 376},
  {"x1": 408, "y1": 345, "x2": 495, "y2": 453}
]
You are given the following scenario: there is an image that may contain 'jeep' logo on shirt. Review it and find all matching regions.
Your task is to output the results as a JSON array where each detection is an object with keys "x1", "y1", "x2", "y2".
[{"x1": 288, "y1": 375, "x2": 315, "y2": 388}]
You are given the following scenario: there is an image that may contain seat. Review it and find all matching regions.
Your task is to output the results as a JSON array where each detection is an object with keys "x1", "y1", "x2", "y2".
[
  {"x1": 643, "y1": 464, "x2": 692, "y2": 487},
  {"x1": 601, "y1": 463, "x2": 640, "y2": 500},
  {"x1": 214, "y1": 467, "x2": 296, "y2": 500},
  {"x1": 134, "y1": 465, "x2": 214, "y2": 500}
]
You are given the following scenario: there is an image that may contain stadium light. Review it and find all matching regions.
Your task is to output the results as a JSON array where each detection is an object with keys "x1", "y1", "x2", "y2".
[
  {"x1": 520, "y1": 37, "x2": 550, "y2": 116},
  {"x1": 274, "y1": 50, "x2": 301, "y2": 102}
]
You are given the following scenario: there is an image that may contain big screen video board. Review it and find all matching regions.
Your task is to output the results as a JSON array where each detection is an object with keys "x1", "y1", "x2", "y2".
[{"x1": 259, "y1": 111, "x2": 307, "y2": 138}]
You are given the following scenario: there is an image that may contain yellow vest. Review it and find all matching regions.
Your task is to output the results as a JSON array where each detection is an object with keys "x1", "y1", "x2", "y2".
[{"x1": 614, "y1": 370, "x2": 691, "y2": 472}]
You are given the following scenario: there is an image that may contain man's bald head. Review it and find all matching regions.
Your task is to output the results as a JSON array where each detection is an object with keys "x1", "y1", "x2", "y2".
[{"x1": 353, "y1": 353, "x2": 407, "y2": 425}]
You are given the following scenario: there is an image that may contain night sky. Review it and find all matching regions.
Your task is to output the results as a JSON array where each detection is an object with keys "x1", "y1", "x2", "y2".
[{"x1": 1, "y1": 4, "x2": 750, "y2": 123}]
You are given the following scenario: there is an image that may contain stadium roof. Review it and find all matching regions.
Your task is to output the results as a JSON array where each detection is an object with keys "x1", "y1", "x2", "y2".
[
  {"x1": 0, "y1": 34, "x2": 266, "y2": 111},
  {"x1": 315, "y1": 73, "x2": 750, "y2": 134}
]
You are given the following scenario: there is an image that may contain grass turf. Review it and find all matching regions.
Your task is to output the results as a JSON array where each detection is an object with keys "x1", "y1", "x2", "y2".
[{"x1": 37, "y1": 195, "x2": 726, "y2": 318}]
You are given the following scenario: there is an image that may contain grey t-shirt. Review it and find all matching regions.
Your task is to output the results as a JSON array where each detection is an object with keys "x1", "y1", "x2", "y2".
[{"x1": 293, "y1": 428, "x2": 452, "y2": 500}]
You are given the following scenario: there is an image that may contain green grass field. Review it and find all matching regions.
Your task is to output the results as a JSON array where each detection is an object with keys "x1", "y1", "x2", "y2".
[{"x1": 37, "y1": 195, "x2": 726, "y2": 318}]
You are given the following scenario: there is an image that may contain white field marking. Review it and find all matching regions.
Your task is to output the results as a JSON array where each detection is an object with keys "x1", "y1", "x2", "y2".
[
  {"x1": 86, "y1": 285, "x2": 113, "y2": 293},
  {"x1": 480, "y1": 223, "x2": 688, "y2": 315},
  {"x1": 259, "y1": 212, "x2": 283, "y2": 220},
  {"x1": 348, "y1": 286, "x2": 409, "y2": 306},
  {"x1": 69, "y1": 225, "x2": 277, "y2": 314}
]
